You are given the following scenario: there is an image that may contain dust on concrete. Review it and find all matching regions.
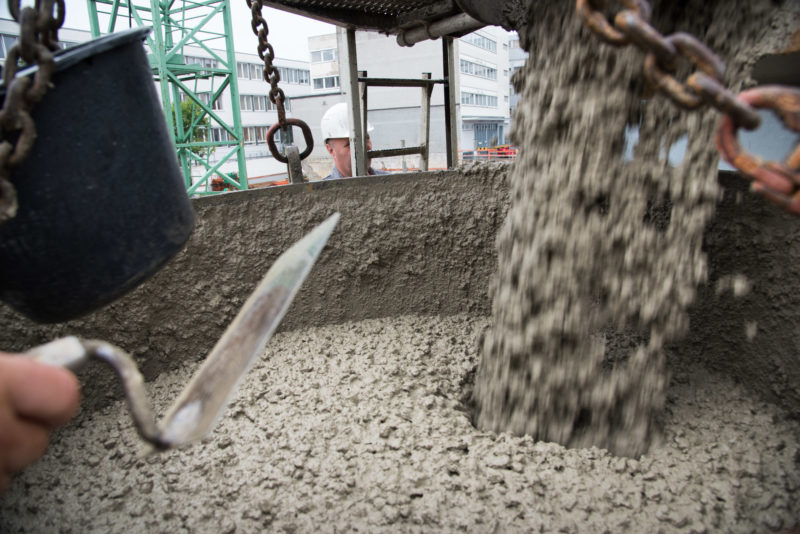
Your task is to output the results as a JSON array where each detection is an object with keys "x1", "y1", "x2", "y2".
[
  {"x1": 473, "y1": 0, "x2": 798, "y2": 457},
  {"x1": 2, "y1": 313, "x2": 799, "y2": 533}
]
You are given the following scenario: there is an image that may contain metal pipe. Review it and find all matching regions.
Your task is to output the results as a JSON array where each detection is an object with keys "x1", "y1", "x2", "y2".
[{"x1": 397, "y1": 13, "x2": 484, "y2": 47}]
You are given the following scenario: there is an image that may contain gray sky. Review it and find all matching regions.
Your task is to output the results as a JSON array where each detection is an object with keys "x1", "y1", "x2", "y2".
[{"x1": 0, "y1": 2, "x2": 335, "y2": 62}]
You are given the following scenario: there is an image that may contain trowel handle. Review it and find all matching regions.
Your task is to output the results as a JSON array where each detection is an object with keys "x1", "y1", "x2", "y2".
[{"x1": 24, "y1": 336, "x2": 89, "y2": 372}]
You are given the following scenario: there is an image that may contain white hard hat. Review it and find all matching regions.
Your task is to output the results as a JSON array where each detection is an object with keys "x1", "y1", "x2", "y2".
[{"x1": 320, "y1": 102, "x2": 374, "y2": 141}]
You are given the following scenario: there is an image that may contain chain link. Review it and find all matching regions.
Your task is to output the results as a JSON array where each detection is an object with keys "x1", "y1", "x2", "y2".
[
  {"x1": 0, "y1": 0, "x2": 64, "y2": 224},
  {"x1": 246, "y1": 0, "x2": 313, "y2": 166},
  {"x1": 577, "y1": 0, "x2": 800, "y2": 214},
  {"x1": 246, "y1": 0, "x2": 287, "y2": 127}
]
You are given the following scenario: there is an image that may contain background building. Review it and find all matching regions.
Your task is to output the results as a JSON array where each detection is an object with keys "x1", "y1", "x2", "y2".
[
  {"x1": 296, "y1": 26, "x2": 515, "y2": 175},
  {"x1": 0, "y1": 16, "x2": 517, "y2": 184}
]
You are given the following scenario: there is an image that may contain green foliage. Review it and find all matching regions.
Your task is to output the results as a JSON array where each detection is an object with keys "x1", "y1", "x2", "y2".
[{"x1": 173, "y1": 99, "x2": 211, "y2": 156}]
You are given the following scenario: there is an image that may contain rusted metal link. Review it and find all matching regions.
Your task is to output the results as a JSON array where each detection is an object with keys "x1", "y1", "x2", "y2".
[
  {"x1": 644, "y1": 33, "x2": 725, "y2": 110},
  {"x1": 0, "y1": 0, "x2": 64, "y2": 224},
  {"x1": 275, "y1": 92, "x2": 287, "y2": 127},
  {"x1": 37, "y1": 0, "x2": 65, "y2": 51},
  {"x1": 0, "y1": 145, "x2": 17, "y2": 223},
  {"x1": 716, "y1": 86, "x2": 800, "y2": 214},
  {"x1": 0, "y1": 77, "x2": 37, "y2": 167},
  {"x1": 266, "y1": 118, "x2": 314, "y2": 163},
  {"x1": 576, "y1": 0, "x2": 651, "y2": 46},
  {"x1": 688, "y1": 72, "x2": 761, "y2": 130},
  {"x1": 615, "y1": 10, "x2": 675, "y2": 67}
]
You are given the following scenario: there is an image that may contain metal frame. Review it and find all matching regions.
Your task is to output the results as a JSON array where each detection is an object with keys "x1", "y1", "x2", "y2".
[
  {"x1": 86, "y1": 0, "x2": 248, "y2": 194},
  {"x1": 337, "y1": 28, "x2": 459, "y2": 176}
]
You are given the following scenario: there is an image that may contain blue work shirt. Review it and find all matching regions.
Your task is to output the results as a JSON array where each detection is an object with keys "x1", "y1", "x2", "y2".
[{"x1": 323, "y1": 166, "x2": 390, "y2": 180}]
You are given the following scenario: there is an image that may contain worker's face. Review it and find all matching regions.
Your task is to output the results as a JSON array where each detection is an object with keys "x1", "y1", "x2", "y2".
[{"x1": 326, "y1": 136, "x2": 372, "y2": 178}]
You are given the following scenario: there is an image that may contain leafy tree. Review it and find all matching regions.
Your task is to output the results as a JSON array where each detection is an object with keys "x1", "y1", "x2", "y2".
[{"x1": 173, "y1": 100, "x2": 211, "y2": 156}]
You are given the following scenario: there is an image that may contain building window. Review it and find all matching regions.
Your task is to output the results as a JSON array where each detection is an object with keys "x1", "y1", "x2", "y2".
[
  {"x1": 277, "y1": 66, "x2": 311, "y2": 85},
  {"x1": 460, "y1": 58, "x2": 497, "y2": 80},
  {"x1": 197, "y1": 92, "x2": 222, "y2": 111},
  {"x1": 237, "y1": 62, "x2": 265, "y2": 80},
  {"x1": 461, "y1": 91, "x2": 498, "y2": 107},
  {"x1": 313, "y1": 75, "x2": 340, "y2": 90},
  {"x1": 461, "y1": 32, "x2": 497, "y2": 53},
  {"x1": 0, "y1": 34, "x2": 16, "y2": 59},
  {"x1": 210, "y1": 127, "x2": 232, "y2": 142},
  {"x1": 310, "y1": 48, "x2": 337, "y2": 63},
  {"x1": 239, "y1": 94, "x2": 292, "y2": 112},
  {"x1": 240, "y1": 94, "x2": 253, "y2": 111},
  {"x1": 184, "y1": 55, "x2": 218, "y2": 74},
  {"x1": 1, "y1": 34, "x2": 78, "y2": 59}
]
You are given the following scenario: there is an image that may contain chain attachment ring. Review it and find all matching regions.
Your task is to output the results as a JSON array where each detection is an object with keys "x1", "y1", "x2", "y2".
[
  {"x1": 716, "y1": 86, "x2": 800, "y2": 213},
  {"x1": 266, "y1": 119, "x2": 314, "y2": 164}
]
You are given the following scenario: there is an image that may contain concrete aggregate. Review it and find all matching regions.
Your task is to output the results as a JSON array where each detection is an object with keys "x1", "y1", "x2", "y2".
[{"x1": 2, "y1": 314, "x2": 799, "y2": 532}]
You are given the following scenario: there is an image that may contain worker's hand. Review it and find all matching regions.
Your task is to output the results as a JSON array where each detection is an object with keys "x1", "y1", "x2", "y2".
[{"x1": 0, "y1": 352, "x2": 80, "y2": 494}]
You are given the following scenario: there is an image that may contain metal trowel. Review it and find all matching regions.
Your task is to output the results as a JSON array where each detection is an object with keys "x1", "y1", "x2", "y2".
[{"x1": 23, "y1": 212, "x2": 340, "y2": 449}]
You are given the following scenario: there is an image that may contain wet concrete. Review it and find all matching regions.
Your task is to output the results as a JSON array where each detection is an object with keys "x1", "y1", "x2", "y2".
[
  {"x1": 1, "y1": 166, "x2": 800, "y2": 530},
  {"x1": 0, "y1": 164, "x2": 509, "y2": 382},
  {"x1": 2, "y1": 314, "x2": 799, "y2": 533}
]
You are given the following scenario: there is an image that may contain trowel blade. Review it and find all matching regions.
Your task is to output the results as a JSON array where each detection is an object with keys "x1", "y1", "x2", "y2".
[{"x1": 158, "y1": 213, "x2": 340, "y2": 447}]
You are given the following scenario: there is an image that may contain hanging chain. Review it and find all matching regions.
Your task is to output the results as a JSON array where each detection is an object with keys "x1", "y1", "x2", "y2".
[
  {"x1": 577, "y1": 0, "x2": 800, "y2": 214},
  {"x1": 247, "y1": 0, "x2": 287, "y2": 127},
  {"x1": 246, "y1": 0, "x2": 313, "y2": 168},
  {"x1": 0, "y1": 0, "x2": 64, "y2": 224}
]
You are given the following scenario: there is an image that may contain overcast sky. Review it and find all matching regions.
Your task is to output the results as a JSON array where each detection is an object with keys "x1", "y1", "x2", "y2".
[{"x1": 0, "y1": 2, "x2": 335, "y2": 62}]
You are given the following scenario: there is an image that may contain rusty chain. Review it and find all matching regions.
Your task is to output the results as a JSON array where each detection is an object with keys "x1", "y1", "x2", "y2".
[
  {"x1": 246, "y1": 0, "x2": 313, "y2": 165},
  {"x1": 0, "y1": 0, "x2": 64, "y2": 224},
  {"x1": 577, "y1": 0, "x2": 800, "y2": 215}
]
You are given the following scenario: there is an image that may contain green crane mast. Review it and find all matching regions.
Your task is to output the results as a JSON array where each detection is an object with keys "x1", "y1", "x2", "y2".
[{"x1": 86, "y1": 0, "x2": 247, "y2": 194}]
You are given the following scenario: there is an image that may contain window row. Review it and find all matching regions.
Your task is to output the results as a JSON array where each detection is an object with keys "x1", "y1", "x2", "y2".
[
  {"x1": 239, "y1": 94, "x2": 292, "y2": 112},
  {"x1": 461, "y1": 91, "x2": 498, "y2": 107},
  {"x1": 460, "y1": 59, "x2": 497, "y2": 80},
  {"x1": 237, "y1": 62, "x2": 263, "y2": 80},
  {"x1": 208, "y1": 126, "x2": 293, "y2": 146},
  {"x1": 277, "y1": 66, "x2": 310, "y2": 85},
  {"x1": 1, "y1": 33, "x2": 77, "y2": 59},
  {"x1": 185, "y1": 55, "x2": 219, "y2": 72},
  {"x1": 462, "y1": 33, "x2": 497, "y2": 53},
  {"x1": 237, "y1": 61, "x2": 311, "y2": 85},
  {"x1": 313, "y1": 75, "x2": 340, "y2": 90},
  {"x1": 181, "y1": 92, "x2": 223, "y2": 111},
  {"x1": 310, "y1": 48, "x2": 337, "y2": 63}
]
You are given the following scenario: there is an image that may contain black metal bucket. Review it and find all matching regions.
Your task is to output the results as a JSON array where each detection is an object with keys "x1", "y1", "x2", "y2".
[{"x1": 0, "y1": 27, "x2": 195, "y2": 323}]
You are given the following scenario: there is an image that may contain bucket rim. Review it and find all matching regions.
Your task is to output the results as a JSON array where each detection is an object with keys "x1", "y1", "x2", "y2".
[{"x1": 0, "y1": 26, "x2": 152, "y2": 91}]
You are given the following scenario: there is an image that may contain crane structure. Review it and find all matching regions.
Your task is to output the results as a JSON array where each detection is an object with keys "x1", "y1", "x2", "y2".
[{"x1": 86, "y1": 0, "x2": 248, "y2": 194}]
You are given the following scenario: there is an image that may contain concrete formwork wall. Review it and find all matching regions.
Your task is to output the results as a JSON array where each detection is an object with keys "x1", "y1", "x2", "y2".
[
  {"x1": 0, "y1": 167, "x2": 799, "y2": 415},
  {"x1": 676, "y1": 172, "x2": 800, "y2": 413},
  {"x1": 0, "y1": 164, "x2": 509, "y2": 382}
]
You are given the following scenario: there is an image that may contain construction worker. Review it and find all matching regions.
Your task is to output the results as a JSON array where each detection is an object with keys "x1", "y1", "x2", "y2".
[
  {"x1": 0, "y1": 352, "x2": 80, "y2": 494},
  {"x1": 320, "y1": 102, "x2": 390, "y2": 180}
]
